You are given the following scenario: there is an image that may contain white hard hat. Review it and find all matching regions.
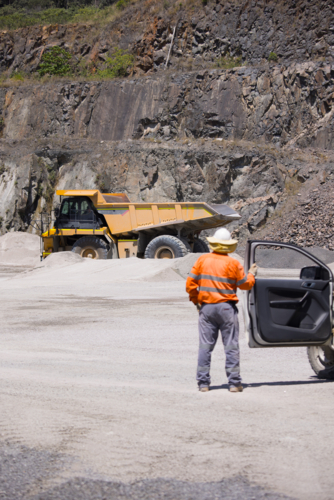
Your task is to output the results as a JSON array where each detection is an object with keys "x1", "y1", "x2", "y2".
[
  {"x1": 213, "y1": 228, "x2": 231, "y2": 240},
  {"x1": 206, "y1": 226, "x2": 238, "y2": 253}
]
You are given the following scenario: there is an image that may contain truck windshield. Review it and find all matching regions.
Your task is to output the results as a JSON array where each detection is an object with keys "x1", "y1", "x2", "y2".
[
  {"x1": 60, "y1": 199, "x2": 93, "y2": 219},
  {"x1": 56, "y1": 197, "x2": 100, "y2": 229}
]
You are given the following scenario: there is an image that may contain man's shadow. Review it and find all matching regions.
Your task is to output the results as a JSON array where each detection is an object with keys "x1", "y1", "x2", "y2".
[{"x1": 210, "y1": 378, "x2": 334, "y2": 391}]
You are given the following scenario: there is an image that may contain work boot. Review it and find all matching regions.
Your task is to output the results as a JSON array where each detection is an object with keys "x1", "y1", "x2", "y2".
[
  {"x1": 229, "y1": 384, "x2": 243, "y2": 393},
  {"x1": 199, "y1": 386, "x2": 210, "y2": 392}
]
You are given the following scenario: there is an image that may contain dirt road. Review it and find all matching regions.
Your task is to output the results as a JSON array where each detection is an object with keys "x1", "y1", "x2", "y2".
[{"x1": 0, "y1": 255, "x2": 333, "y2": 500}]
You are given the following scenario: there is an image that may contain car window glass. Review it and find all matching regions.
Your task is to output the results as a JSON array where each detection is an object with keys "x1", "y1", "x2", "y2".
[{"x1": 254, "y1": 245, "x2": 318, "y2": 279}]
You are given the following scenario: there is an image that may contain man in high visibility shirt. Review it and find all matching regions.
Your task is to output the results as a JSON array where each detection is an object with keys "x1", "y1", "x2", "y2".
[{"x1": 186, "y1": 228, "x2": 257, "y2": 393}]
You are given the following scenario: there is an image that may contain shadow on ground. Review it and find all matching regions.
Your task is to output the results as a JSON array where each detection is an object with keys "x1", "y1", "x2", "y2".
[
  {"x1": 210, "y1": 378, "x2": 334, "y2": 391},
  {"x1": 0, "y1": 441, "x2": 295, "y2": 500}
]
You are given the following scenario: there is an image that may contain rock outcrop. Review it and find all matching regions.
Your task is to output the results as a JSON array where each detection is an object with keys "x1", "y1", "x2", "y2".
[
  {"x1": 1, "y1": 135, "x2": 334, "y2": 249},
  {"x1": 2, "y1": 62, "x2": 334, "y2": 149},
  {"x1": 1, "y1": 1, "x2": 334, "y2": 76},
  {"x1": 1, "y1": 0, "x2": 334, "y2": 249}
]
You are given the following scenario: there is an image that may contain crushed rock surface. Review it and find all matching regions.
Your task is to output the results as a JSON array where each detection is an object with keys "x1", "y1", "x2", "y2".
[
  {"x1": 0, "y1": 441, "x2": 294, "y2": 500},
  {"x1": 0, "y1": 233, "x2": 333, "y2": 500}
]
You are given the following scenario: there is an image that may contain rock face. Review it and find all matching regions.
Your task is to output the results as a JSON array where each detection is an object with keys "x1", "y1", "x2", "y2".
[
  {"x1": 1, "y1": 135, "x2": 334, "y2": 249},
  {"x1": 1, "y1": 1, "x2": 334, "y2": 249},
  {"x1": 1, "y1": 1, "x2": 334, "y2": 76},
  {"x1": 2, "y1": 62, "x2": 334, "y2": 149}
]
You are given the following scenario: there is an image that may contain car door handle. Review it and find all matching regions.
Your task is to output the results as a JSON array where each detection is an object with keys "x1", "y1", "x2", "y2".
[
  {"x1": 270, "y1": 292, "x2": 310, "y2": 309},
  {"x1": 301, "y1": 281, "x2": 315, "y2": 289}
]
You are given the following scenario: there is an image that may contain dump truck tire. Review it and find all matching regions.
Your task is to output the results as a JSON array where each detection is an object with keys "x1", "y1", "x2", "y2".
[
  {"x1": 144, "y1": 235, "x2": 190, "y2": 259},
  {"x1": 72, "y1": 236, "x2": 109, "y2": 260},
  {"x1": 193, "y1": 236, "x2": 210, "y2": 253},
  {"x1": 307, "y1": 346, "x2": 334, "y2": 379}
]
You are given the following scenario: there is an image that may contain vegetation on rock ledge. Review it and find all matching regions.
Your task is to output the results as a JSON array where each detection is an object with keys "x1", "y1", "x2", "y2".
[{"x1": 38, "y1": 46, "x2": 72, "y2": 76}]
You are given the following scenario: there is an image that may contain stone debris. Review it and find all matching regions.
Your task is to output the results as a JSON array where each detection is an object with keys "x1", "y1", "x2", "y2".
[{"x1": 262, "y1": 181, "x2": 334, "y2": 250}]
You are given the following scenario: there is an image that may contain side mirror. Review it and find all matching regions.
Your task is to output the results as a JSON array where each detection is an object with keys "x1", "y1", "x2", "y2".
[
  {"x1": 54, "y1": 207, "x2": 60, "y2": 218},
  {"x1": 300, "y1": 266, "x2": 329, "y2": 281}
]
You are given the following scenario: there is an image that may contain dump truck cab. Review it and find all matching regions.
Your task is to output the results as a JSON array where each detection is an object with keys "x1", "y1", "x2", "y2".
[
  {"x1": 42, "y1": 190, "x2": 241, "y2": 260},
  {"x1": 55, "y1": 196, "x2": 102, "y2": 230}
]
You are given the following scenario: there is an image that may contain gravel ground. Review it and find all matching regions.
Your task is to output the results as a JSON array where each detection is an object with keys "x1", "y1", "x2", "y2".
[
  {"x1": 0, "y1": 441, "x2": 293, "y2": 500},
  {"x1": 0, "y1": 257, "x2": 333, "y2": 500}
]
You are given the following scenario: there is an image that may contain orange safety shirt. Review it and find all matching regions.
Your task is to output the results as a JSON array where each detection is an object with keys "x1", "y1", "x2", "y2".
[{"x1": 186, "y1": 252, "x2": 255, "y2": 304}]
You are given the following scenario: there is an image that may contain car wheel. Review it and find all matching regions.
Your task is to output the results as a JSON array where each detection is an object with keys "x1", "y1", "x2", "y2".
[{"x1": 307, "y1": 346, "x2": 334, "y2": 379}]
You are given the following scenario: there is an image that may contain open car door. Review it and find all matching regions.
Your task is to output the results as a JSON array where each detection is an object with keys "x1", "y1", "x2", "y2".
[{"x1": 244, "y1": 240, "x2": 334, "y2": 378}]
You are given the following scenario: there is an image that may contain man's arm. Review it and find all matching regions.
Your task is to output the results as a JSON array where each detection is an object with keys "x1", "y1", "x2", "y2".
[
  {"x1": 235, "y1": 262, "x2": 256, "y2": 290},
  {"x1": 186, "y1": 260, "x2": 201, "y2": 304}
]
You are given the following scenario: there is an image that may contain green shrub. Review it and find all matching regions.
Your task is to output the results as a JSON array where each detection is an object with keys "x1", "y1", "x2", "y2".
[
  {"x1": 215, "y1": 55, "x2": 243, "y2": 69},
  {"x1": 268, "y1": 51, "x2": 278, "y2": 62},
  {"x1": 115, "y1": 0, "x2": 130, "y2": 10},
  {"x1": 10, "y1": 71, "x2": 25, "y2": 81},
  {"x1": 0, "y1": 7, "x2": 73, "y2": 30},
  {"x1": 0, "y1": 5, "x2": 118, "y2": 30},
  {"x1": 38, "y1": 46, "x2": 72, "y2": 77},
  {"x1": 97, "y1": 48, "x2": 134, "y2": 79}
]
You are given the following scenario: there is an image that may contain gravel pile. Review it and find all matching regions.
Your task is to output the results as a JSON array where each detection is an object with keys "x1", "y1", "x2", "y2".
[
  {"x1": 264, "y1": 181, "x2": 334, "y2": 250},
  {"x1": 0, "y1": 232, "x2": 41, "y2": 266}
]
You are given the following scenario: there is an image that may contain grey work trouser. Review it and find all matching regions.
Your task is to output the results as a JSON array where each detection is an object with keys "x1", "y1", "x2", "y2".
[{"x1": 197, "y1": 302, "x2": 241, "y2": 388}]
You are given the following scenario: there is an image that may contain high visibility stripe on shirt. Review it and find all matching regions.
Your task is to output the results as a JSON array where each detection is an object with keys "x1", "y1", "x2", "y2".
[
  {"x1": 236, "y1": 276, "x2": 247, "y2": 286},
  {"x1": 189, "y1": 273, "x2": 236, "y2": 285},
  {"x1": 199, "y1": 286, "x2": 236, "y2": 295},
  {"x1": 189, "y1": 272, "x2": 200, "y2": 279}
]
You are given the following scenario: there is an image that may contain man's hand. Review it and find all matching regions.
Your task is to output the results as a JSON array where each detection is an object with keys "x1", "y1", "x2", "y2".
[
  {"x1": 249, "y1": 263, "x2": 258, "y2": 276},
  {"x1": 195, "y1": 303, "x2": 201, "y2": 312}
]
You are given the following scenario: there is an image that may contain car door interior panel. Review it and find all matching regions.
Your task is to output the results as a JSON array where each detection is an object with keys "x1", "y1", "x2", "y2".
[
  {"x1": 255, "y1": 279, "x2": 331, "y2": 343},
  {"x1": 246, "y1": 240, "x2": 333, "y2": 347}
]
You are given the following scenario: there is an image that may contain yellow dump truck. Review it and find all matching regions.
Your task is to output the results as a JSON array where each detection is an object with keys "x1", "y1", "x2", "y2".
[{"x1": 41, "y1": 190, "x2": 241, "y2": 259}]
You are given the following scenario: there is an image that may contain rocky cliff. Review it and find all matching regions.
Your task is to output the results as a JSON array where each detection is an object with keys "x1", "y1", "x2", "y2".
[
  {"x1": 1, "y1": 1, "x2": 334, "y2": 76},
  {"x1": 1, "y1": 0, "x2": 334, "y2": 249}
]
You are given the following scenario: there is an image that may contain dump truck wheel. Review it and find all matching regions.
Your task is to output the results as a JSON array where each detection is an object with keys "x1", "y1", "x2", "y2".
[
  {"x1": 72, "y1": 236, "x2": 109, "y2": 260},
  {"x1": 193, "y1": 236, "x2": 210, "y2": 253},
  {"x1": 307, "y1": 346, "x2": 334, "y2": 379},
  {"x1": 144, "y1": 235, "x2": 190, "y2": 259}
]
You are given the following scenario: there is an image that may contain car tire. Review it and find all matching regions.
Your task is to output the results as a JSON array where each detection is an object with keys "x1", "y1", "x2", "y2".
[
  {"x1": 144, "y1": 235, "x2": 190, "y2": 259},
  {"x1": 193, "y1": 236, "x2": 210, "y2": 253},
  {"x1": 307, "y1": 346, "x2": 334, "y2": 379},
  {"x1": 72, "y1": 236, "x2": 109, "y2": 260}
]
